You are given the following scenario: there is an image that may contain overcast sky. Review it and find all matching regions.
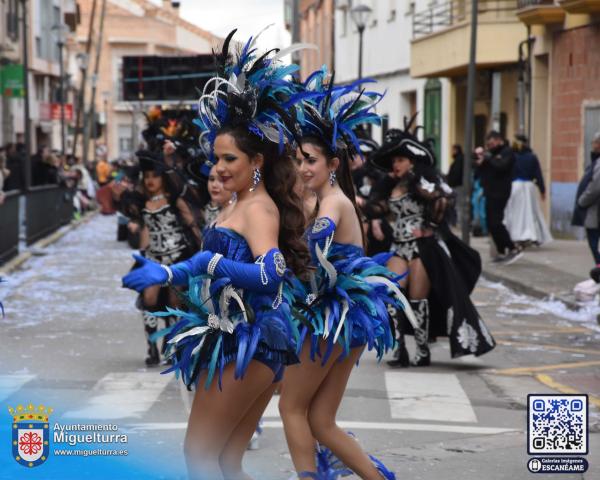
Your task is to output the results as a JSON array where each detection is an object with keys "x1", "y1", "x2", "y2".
[{"x1": 176, "y1": 0, "x2": 291, "y2": 51}]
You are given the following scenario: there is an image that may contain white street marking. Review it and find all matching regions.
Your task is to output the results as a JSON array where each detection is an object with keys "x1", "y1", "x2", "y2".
[
  {"x1": 263, "y1": 394, "x2": 280, "y2": 418},
  {"x1": 127, "y1": 420, "x2": 517, "y2": 435},
  {"x1": 385, "y1": 372, "x2": 477, "y2": 423},
  {"x1": 63, "y1": 372, "x2": 173, "y2": 419},
  {"x1": 0, "y1": 374, "x2": 36, "y2": 402}
]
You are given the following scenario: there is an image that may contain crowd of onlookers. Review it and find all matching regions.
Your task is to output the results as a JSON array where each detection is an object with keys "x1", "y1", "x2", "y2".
[{"x1": 0, "y1": 143, "x2": 105, "y2": 217}]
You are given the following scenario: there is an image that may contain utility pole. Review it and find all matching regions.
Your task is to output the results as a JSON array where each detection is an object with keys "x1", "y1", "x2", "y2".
[
  {"x1": 71, "y1": 0, "x2": 97, "y2": 159},
  {"x1": 291, "y1": 0, "x2": 300, "y2": 65},
  {"x1": 83, "y1": 0, "x2": 107, "y2": 168},
  {"x1": 20, "y1": 0, "x2": 31, "y2": 190},
  {"x1": 461, "y1": 0, "x2": 478, "y2": 244}
]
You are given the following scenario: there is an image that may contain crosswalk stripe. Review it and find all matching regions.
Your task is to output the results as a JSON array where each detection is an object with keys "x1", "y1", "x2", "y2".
[
  {"x1": 263, "y1": 394, "x2": 280, "y2": 418},
  {"x1": 384, "y1": 372, "x2": 477, "y2": 423},
  {"x1": 62, "y1": 372, "x2": 173, "y2": 419},
  {"x1": 0, "y1": 374, "x2": 36, "y2": 402},
  {"x1": 127, "y1": 420, "x2": 518, "y2": 435}
]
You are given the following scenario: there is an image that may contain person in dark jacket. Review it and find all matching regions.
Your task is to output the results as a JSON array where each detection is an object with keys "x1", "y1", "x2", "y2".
[
  {"x1": 575, "y1": 132, "x2": 600, "y2": 265},
  {"x1": 3, "y1": 143, "x2": 24, "y2": 192},
  {"x1": 475, "y1": 131, "x2": 521, "y2": 263},
  {"x1": 446, "y1": 144, "x2": 464, "y2": 188}
]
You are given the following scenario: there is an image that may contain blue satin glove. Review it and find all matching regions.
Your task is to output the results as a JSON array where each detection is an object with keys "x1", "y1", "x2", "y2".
[
  {"x1": 122, "y1": 254, "x2": 168, "y2": 292},
  {"x1": 171, "y1": 248, "x2": 287, "y2": 294},
  {"x1": 211, "y1": 248, "x2": 287, "y2": 293},
  {"x1": 169, "y1": 250, "x2": 213, "y2": 286}
]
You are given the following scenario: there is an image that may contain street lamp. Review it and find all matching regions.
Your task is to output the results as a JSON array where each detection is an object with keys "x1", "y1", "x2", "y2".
[
  {"x1": 101, "y1": 90, "x2": 110, "y2": 153},
  {"x1": 350, "y1": 3, "x2": 372, "y2": 80},
  {"x1": 72, "y1": 52, "x2": 89, "y2": 160},
  {"x1": 51, "y1": 24, "x2": 69, "y2": 156}
]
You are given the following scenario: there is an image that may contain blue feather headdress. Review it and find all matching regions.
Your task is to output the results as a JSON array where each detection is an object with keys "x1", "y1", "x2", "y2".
[
  {"x1": 194, "y1": 28, "x2": 316, "y2": 159},
  {"x1": 294, "y1": 69, "x2": 384, "y2": 157}
]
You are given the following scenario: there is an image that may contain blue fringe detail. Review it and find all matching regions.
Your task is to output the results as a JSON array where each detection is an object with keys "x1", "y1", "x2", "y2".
[
  {"x1": 314, "y1": 443, "x2": 353, "y2": 480},
  {"x1": 291, "y1": 239, "x2": 404, "y2": 363},
  {"x1": 368, "y1": 454, "x2": 396, "y2": 480},
  {"x1": 152, "y1": 273, "x2": 299, "y2": 390}
]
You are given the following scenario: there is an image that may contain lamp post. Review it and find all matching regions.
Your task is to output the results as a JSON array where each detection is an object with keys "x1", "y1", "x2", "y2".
[
  {"x1": 51, "y1": 24, "x2": 68, "y2": 156},
  {"x1": 101, "y1": 90, "x2": 110, "y2": 154},
  {"x1": 74, "y1": 51, "x2": 89, "y2": 161},
  {"x1": 19, "y1": 0, "x2": 31, "y2": 190},
  {"x1": 350, "y1": 3, "x2": 372, "y2": 80}
]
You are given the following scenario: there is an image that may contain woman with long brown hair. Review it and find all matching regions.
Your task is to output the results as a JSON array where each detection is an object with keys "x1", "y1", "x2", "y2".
[
  {"x1": 278, "y1": 78, "x2": 410, "y2": 479},
  {"x1": 122, "y1": 30, "x2": 310, "y2": 479}
]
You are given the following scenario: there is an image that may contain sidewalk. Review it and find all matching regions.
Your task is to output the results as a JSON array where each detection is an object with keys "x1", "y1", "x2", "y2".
[{"x1": 470, "y1": 235, "x2": 592, "y2": 310}]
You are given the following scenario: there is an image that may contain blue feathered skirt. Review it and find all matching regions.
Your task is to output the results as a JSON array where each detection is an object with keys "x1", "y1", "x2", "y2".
[
  {"x1": 152, "y1": 274, "x2": 299, "y2": 390},
  {"x1": 290, "y1": 244, "x2": 412, "y2": 365}
]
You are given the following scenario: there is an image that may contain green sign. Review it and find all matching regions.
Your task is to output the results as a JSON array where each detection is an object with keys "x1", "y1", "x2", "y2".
[{"x1": 1, "y1": 64, "x2": 25, "y2": 98}]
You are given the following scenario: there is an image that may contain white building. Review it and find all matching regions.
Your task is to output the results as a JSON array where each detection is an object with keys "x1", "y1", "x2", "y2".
[{"x1": 334, "y1": 0, "x2": 452, "y2": 170}]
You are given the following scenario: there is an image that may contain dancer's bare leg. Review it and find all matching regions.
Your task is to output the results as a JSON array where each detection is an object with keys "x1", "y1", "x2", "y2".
[
  {"x1": 279, "y1": 340, "x2": 340, "y2": 475},
  {"x1": 219, "y1": 382, "x2": 278, "y2": 480},
  {"x1": 386, "y1": 256, "x2": 409, "y2": 289},
  {"x1": 308, "y1": 346, "x2": 384, "y2": 480},
  {"x1": 407, "y1": 258, "x2": 430, "y2": 299},
  {"x1": 184, "y1": 361, "x2": 275, "y2": 480}
]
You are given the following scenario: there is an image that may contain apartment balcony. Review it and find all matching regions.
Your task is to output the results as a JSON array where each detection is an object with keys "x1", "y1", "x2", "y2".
[
  {"x1": 410, "y1": 0, "x2": 527, "y2": 78},
  {"x1": 557, "y1": 0, "x2": 600, "y2": 13},
  {"x1": 516, "y1": 0, "x2": 566, "y2": 25}
]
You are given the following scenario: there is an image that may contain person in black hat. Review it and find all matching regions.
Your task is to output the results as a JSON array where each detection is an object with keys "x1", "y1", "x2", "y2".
[
  {"x1": 134, "y1": 150, "x2": 201, "y2": 366},
  {"x1": 366, "y1": 117, "x2": 496, "y2": 367}
]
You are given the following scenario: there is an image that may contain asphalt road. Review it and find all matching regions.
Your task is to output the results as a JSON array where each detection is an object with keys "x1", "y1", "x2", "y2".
[{"x1": 0, "y1": 215, "x2": 598, "y2": 479}]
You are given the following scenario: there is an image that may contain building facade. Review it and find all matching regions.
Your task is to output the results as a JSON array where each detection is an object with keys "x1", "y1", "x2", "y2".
[
  {"x1": 335, "y1": 0, "x2": 452, "y2": 169},
  {"x1": 72, "y1": 0, "x2": 221, "y2": 161},
  {"x1": 0, "y1": 0, "x2": 78, "y2": 152},
  {"x1": 410, "y1": 0, "x2": 528, "y2": 173},
  {"x1": 298, "y1": 0, "x2": 334, "y2": 79},
  {"x1": 517, "y1": 1, "x2": 600, "y2": 235}
]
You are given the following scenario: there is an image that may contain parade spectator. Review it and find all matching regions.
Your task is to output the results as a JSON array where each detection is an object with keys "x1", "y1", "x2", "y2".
[
  {"x1": 475, "y1": 131, "x2": 521, "y2": 263},
  {"x1": 3, "y1": 143, "x2": 24, "y2": 192},
  {"x1": 446, "y1": 144, "x2": 464, "y2": 188},
  {"x1": 32, "y1": 146, "x2": 59, "y2": 186},
  {"x1": 0, "y1": 147, "x2": 9, "y2": 204},
  {"x1": 504, "y1": 135, "x2": 552, "y2": 247},
  {"x1": 95, "y1": 157, "x2": 112, "y2": 186},
  {"x1": 574, "y1": 132, "x2": 600, "y2": 265},
  {"x1": 446, "y1": 144, "x2": 464, "y2": 226}
]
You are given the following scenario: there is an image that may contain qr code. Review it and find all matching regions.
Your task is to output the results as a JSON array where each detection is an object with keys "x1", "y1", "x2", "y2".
[{"x1": 528, "y1": 394, "x2": 588, "y2": 454}]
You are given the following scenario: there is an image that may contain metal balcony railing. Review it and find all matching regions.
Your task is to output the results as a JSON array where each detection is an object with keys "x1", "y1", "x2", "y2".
[
  {"x1": 517, "y1": 0, "x2": 557, "y2": 8},
  {"x1": 412, "y1": 0, "x2": 519, "y2": 39}
]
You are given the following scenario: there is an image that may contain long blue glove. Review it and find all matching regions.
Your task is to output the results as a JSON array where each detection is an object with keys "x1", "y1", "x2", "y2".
[
  {"x1": 122, "y1": 249, "x2": 287, "y2": 294},
  {"x1": 121, "y1": 251, "x2": 212, "y2": 292},
  {"x1": 171, "y1": 248, "x2": 287, "y2": 294}
]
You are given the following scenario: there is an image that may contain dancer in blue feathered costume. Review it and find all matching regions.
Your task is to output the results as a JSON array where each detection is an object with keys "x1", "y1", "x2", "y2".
[
  {"x1": 278, "y1": 70, "x2": 407, "y2": 479},
  {"x1": 122, "y1": 29, "x2": 312, "y2": 480}
]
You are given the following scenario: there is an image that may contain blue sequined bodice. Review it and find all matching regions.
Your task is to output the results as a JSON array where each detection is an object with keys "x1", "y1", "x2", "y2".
[
  {"x1": 202, "y1": 226, "x2": 254, "y2": 263},
  {"x1": 327, "y1": 242, "x2": 364, "y2": 260}
]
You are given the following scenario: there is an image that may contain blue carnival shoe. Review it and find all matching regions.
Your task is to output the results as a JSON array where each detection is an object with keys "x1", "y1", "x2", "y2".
[
  {"x1": 369, "y1": 454, "x2": 396, "y2": 480},
  {"x1": 314, "y1": 441, "x2": 353, "y2": 479}
]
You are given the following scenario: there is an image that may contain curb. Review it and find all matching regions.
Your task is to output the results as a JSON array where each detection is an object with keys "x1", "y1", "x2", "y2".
[
  {"x1": 0, "y1": 211, "x2": 98, "y2": 275},
  {"x1": 482, "y1": 269, "x2": 581, "y2": 312}
]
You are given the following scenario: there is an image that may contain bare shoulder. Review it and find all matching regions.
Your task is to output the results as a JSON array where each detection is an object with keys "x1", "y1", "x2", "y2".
[
  {"x1": 239, "y1": 194, "x2": 280, "y2": 233},
  {"x1": 244, "y1": 194, "x2": 279, "y2": 219},
  {"x1": 239, "y1": 194, "x2": 280, "y2": 254}
]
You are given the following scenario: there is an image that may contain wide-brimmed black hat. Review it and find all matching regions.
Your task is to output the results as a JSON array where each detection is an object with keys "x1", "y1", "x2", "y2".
[
  {"x1": 371, "y1": 128, "x2": 434, "y2": 171},
  {"x1": 136, "y1": 150, "x2": 168, "y2": 174}
]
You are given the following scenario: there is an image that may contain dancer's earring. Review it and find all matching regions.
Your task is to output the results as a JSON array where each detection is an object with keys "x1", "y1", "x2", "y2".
[
  {"x1": 249, "y1": 168, "x2": 261, "y2": 192},
  {"x1": 328, "y1": 170, "x2": 337, "y2": 186}
]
